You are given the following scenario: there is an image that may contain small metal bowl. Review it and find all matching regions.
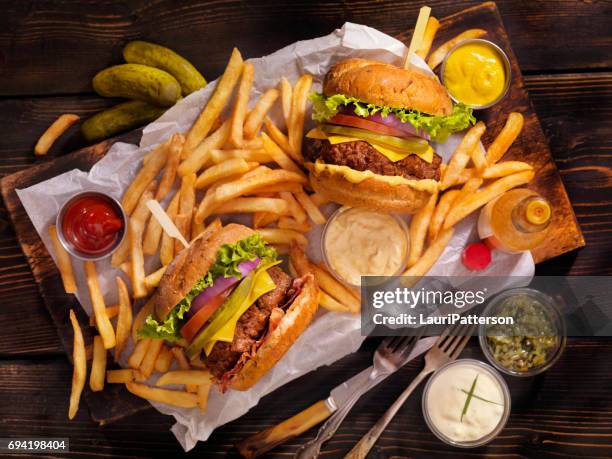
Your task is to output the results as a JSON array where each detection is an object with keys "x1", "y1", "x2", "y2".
[
  {"x1": 321, "y1": 206, "x2": 409, "y2": 287},
  {"x1": 440, "y1": 38, "x2": 512, "y2": 110},
  {"x1": 479, "y1": 288, "x2": 566, "y2": 377},
  {"x1": 56, "y1": 190, "x2": 127, "y2": 261}
]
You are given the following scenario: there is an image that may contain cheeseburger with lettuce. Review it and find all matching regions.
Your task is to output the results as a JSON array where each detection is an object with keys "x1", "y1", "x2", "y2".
[
  {"x1": 140, "y1": 224, "x2": 318, "y2": 391},
  {"x1": 305, "y1": 58, "x2": 475, "y2": 212}
]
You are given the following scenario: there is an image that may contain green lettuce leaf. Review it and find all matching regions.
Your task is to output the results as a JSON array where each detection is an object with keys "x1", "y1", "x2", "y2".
[
  {"x1": 138, "y1": 234, "x2": 277, "y2": 341},
  {"x1": 309, "y1": 93, "x2": 476, "y2": 143}
]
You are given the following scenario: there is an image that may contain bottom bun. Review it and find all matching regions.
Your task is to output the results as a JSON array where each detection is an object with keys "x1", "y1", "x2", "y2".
[
  {"x1": 229, "y1": 274, "x2": 319, "y2": 391},
  {"x1": 307, "y1": 162, "x2": 438, "y2": 214}
]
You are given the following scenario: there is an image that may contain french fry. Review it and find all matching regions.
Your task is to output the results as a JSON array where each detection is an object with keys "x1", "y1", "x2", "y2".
[
  {"x1": 416, "y1": 16, "x2": 440, "y2": 59},
  {"x1": 262, "y1": 133, "x2": 306, "y2": 177},
  {"x1": 441, "y1": 121, "x2": 486, "y2": 190},
  {"x1": 35, "y1": 114, "x2": 80, "y2": 156},
  {"x1": 122, "y1": 142, "x2": 168, "y2": 215},
  {"x1": 195, "y1": 168, "x2": 307, "y2": 223},
  {"x1": 294, "y1": 190, "x2": 326, "y2": 225},
  {"x1": 143, "y1": 192, "x2": 176, "y2": 255},
  {"x1": 191, "y1": 219, "x2": 206, "y2": 241},
  {"x1": 407, "y1": 190, "x2": 439, "y2": 268},
  {"x1": 258, "y1": 228, "x2": 308, "y2": 246},
  {"x1": 126, "y1": 382, "x2": 199, "y2": 408},
  {"x1": 156, "y1": 370, "x2": 212, "y2": 387},
  {"x1": 403, "y1": 228, "x2": 454, "y2": 281},
  {"x1": 89, "y1": 335, "x2": 107, "y2": 392},
  {"x1": 320, "y1": 291, "x2": 351, "y2": 313},
  {"x1": 106, "y1": 369, "x2": 135, "y2": 384},
  {"x1": 241, "y1": 137, "x2": 264, "y2": 150},
  {"x1": 155, "y1": 347, "x2": 174, "y2": 373},
  {"x1": 48, "y1": 225, "x2": 76, "y2": 293},
  {"x1": 252, "y1": 182, "x2": 303, "y2": 194},
  {"x1": 197, "y1": 381, "x2": 211, "y2": 412},
  {"x1": 444, "y1": 170, "x2": 535, "y2": 229},
  {"x1": 287, "y1": 74, "x2": 312, "y2": 161},
  {"x1": 179, "y1": 120, "x2": 231, "y2": 176},
  {"x1": 244, "y1": 88, "x2": 280, "y2": 139},
  {"x1": 313, "y1": 264, "x2": 360, "y2": 313},
  {"x1": 195, "y1": 158, "x2": 250, "y2": 189},
  {"x1": 253, "y1": 212, "x2": 280, "y2": 228},
  {"x1": 89, "y1": 305, "x2": 119, "y2": 326},
  {"x1": 288, "y1": 242, "x2": 312, "y2": 277},
  {"x1": 114, "y1": 277, "x2": 132, "y2": 361},
  {"x1": 194, "y1": 218, "x2": 222, "y2": 243},
  {"x1": 279, "y1": 191, "x2": 307, "y2": 224},
  {"x1": 428, "y1": 189, "x2": 460, "y2": 243},
  {"x1": 132, "y1": 298, "x2": 154, "y2": 343},
  {"x1": 470, "y1": 143, "x2": 488, "y2": 172},
  {"x1": 229, "y1": 62, "x2": 254, "y2": 148},
  {"x1": 130, "y1": 188, "x2": 154, "y2": 299},
  {"x1": 427, "y1": 29, "x2": 487, "y2": 69},
  {"x1": 140, "y1": 339, "x2": 164, "y2": 379},
  {"x1": 133, "y1": 370, "x2": 148, "y2": 382},
  {"x1": 214, "y1": 197, "x2": 289, "y2": 215},
  {"x1": 454, "y1": 161, "x2": 533, "y2": 185},
  {"x1": 210, "y1": 148, "x2": 271, "y2": 165},
  {"x1": 280, "y1": 76, "x2": 292, "y2": 126},
  {"x1": 278, "y1": 217, "x2": 311, "y2": 233},
  {"x1": 171, "y1": 347, "x2": 197, "y2": 392},
  {"x1": 453, "y1": 177, "x2": 484, "y2": 209},
  {"x1": 144, "y1": 265, "x2": 167, "y2": 291},
  {"x1": 309, "y1": 193, "x2": 330, "y2": 207},
  {"x1": 176, "y1": 173, "x2": 197, "y2": 248},
  {"x1": 68, "y1": 310, "x2": 86, "y2": 419},
  {"x1": 160, "y1": 193, "x2": 180, "y2": 266},
  {"x1": 486, "y1": 112, "x2": 525, "y2": 165},
  {"x1": 156, "y1": 133, "x2": 184, "y2": 200},
  {"x1": 84, "y1": 261, "x2": 116, "y2": 349},
  {"x1": 270, "y1": 244, "x2": 290, "y2": 255},
  {"x1": 183, "y1": 48, "x2": 243, "y2": 155},
  {"x1": 129, "y1": 338, "x2": 152, "y2": 369},
  {"x1": 173, "y1": 213, "x2": 190, "y2": 255},
  {"x1": 264, "y1": 116, "x2": 293, "y2": 156}
]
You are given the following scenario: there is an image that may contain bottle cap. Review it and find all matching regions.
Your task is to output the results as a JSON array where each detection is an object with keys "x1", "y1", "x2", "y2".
[{"x1": 525, "y1": 199, "x2": 551, "y2": 225}]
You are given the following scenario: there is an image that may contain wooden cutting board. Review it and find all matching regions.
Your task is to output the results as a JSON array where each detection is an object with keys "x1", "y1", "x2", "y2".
[{"x1": 0, "y1": 1, "x2": 584, "y2": 425}]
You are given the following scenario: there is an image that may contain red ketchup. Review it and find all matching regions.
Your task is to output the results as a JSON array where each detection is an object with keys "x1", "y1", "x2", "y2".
[
  {"x1": 61, "y1": 195, "x2": 124, "y2": 256},
  {"x1": 462, "y1": 242, "x2": 492, "y2": 271}
]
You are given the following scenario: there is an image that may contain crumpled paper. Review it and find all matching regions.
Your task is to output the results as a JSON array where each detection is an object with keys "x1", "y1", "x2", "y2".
[{"x1": 16, "y1": 22, "x2": 533, "y2": 451}]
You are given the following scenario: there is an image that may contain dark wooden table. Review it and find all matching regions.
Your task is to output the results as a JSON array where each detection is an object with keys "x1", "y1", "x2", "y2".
[{"x1": 0, "y1": 1, "x2": 611, "y2": 458}]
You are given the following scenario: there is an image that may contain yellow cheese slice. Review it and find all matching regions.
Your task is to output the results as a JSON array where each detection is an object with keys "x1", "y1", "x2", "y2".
[{"x1": 306, "y1": 127, "x2": 433, "y2": 163}]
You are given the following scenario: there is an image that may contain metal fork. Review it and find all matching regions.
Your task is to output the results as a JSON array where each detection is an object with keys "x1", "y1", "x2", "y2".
[
  {"x1": 344, "y1": 323, "x2": 474, "y2": 459},
  {"x1": 295, "y1": 332, "x2": 424, "y2": 459}
]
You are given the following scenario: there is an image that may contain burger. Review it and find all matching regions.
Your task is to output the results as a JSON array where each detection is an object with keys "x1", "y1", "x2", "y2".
[
  {"x1": 305, "y1": 58, "x2": 475, "y2": 213},
  {"x1": 139, "y1": 223, "x2": 319, "y2": 391}
]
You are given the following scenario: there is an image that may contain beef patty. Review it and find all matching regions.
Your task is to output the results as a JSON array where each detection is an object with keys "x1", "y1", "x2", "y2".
[
  {"x1": 304, "y1": 138, "x2": 441, "y2": 181},
  {"x1": 206, "y1": 267, "x2": 292, "y2": 379}
]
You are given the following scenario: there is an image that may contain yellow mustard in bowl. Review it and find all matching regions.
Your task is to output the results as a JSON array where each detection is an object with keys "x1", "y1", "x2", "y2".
[{"x1": 442, "y1": 39, "x2": 509, "y2": 108}]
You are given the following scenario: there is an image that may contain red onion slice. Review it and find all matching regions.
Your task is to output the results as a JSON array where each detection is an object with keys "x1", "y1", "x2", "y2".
[{"x1": 186, "y1": 257, "x2": 260, "y2": 318}]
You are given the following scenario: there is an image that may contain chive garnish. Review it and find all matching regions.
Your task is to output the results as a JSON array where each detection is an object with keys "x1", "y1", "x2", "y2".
[
  {"x1": 460, "y1": 375, "x2": 478, "y2": 422},
  {"x1": 460, "y1": 389, "x2": 504, "y2": 406}
]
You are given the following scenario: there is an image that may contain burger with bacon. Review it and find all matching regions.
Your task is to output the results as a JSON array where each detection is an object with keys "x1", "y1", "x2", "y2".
[
  {"x1": 305, "y1": 58, "x2": 475, "y2": 213},
  {"x1": 139, "y1": 223, "x2": 318, "y2": 391}
]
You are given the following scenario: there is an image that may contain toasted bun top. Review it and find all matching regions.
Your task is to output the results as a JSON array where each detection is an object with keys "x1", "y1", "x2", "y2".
[
  {"x1": 323, "y1": 58, "x2": 452, "y2": 116},
  {"x1": 153, "y1": 223, "x2": 255, "y2": 320}
]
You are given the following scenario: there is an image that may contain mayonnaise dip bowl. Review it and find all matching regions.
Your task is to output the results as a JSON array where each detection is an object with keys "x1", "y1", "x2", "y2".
[
  {"x1": 321, "y1": 207, "x2": 408, "y2": 287},
  {"x1": 422, "y1": 359, "x2": 511, "y2": 448}
]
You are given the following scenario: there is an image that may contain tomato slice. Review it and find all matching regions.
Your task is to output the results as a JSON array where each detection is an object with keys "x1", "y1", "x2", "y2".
[
  {"x1": 329, "y1": 113, "x2": 406, "y2": 138},
  {"x1": 180, "y1": 289, "x2": 232, "y2": 343}
]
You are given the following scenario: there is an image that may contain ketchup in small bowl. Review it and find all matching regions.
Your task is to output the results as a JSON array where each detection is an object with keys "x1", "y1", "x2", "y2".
[{"x1": 56, "y1": 191, "x2": 126, "y2": 260}]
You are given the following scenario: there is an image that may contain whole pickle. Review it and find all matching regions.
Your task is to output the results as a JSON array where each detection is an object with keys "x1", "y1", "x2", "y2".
[
  {"x1": 81, "y1": 100, "x2": 166, "y2": 143},
  {"x1": 92, "y1": 64, "x2": 181, "y2": 107},
  {"x1": 123, "y1": 40, "x2": 206, "y2": 96}
]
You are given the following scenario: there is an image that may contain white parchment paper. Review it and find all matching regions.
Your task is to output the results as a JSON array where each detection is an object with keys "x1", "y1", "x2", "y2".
[{"x1": 16, "y1": 23, "x2": 534, "y2": 451}]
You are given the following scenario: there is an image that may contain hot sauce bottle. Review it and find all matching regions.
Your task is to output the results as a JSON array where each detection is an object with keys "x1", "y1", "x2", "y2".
[{"x1": 478, "y1": 188, "x2": 552, "y2": 253}]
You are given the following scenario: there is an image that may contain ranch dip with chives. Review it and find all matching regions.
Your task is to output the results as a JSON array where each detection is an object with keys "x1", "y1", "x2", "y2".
[
  {"x1": 322, "y1": 207, "x2": 408, "y2": 286},
  {"x1": 424, "y1": 360, "x2": 508, "y2": 445}
]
